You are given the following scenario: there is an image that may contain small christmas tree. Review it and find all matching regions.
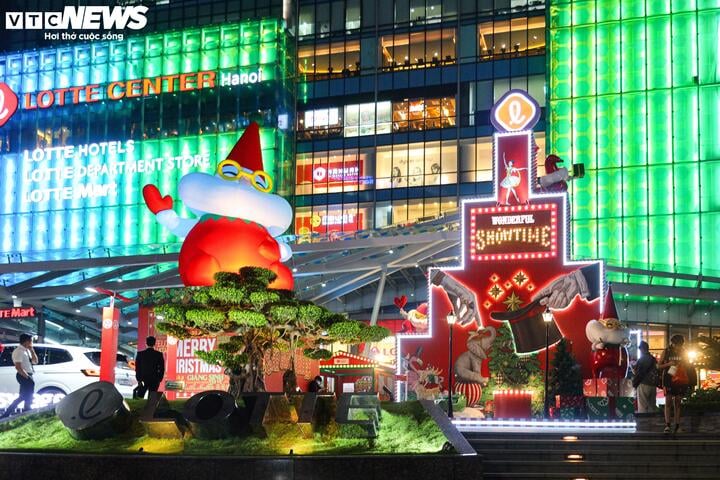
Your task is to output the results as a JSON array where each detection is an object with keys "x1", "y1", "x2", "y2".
[
  {"x1": 548, "y1": 338, "x2": 583, "y2": 399},
  {"x1": 481, "y1": 323, "x2": 542, "y2": 410}
]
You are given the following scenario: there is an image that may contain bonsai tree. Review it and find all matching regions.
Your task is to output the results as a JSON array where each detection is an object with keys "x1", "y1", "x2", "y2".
[
  {"x1": 548, "y1": 338, "x2": 583, "y2": 399},
  {"x1": 151, "y1": 267, "x2": 390, "y2": 396}
]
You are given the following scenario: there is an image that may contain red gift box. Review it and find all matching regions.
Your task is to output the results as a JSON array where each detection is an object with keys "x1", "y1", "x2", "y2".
[
  {"x1": 583, "y1": 378, "x2": 609, "y2": 397},
  {"x1": 493, "y1": 390, "x2": 532, "y2": 419},
  {"x1": 555, "y1": 395, "x2": 585, "y2": 409}
]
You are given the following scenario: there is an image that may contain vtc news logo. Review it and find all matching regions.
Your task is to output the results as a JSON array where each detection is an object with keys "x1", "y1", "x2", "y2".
[{"x1": 0, "y1": 83, "x2": 19, "y2": 128}]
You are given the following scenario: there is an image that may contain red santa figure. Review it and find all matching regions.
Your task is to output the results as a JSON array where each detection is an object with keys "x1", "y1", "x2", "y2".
[
  {"x1": 394, "y1": 296, "x2": 429, "y2": 334},
  {"x1": 142, "y1": 123, "x2": 294, "y2": 289}
]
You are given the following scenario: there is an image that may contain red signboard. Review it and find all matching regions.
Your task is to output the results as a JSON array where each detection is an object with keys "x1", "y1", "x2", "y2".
[
  {"x1": 397, "y1": 90, "x2": 605, "y2": 400},
  {"x1": 296, "y1": 160, "x2": 363, "y2": 190},
  {"x1": 0, "y1": 307, "x2": 36, "y2": 318},
  {"x1": 295, "y1": 211, "x2": 364, "y2": 235}
]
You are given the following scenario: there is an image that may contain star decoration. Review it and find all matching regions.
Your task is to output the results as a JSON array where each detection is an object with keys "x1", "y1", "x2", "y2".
[
  {"x1": 504, "y1": 281, "x2": 512, "y2": 289},
  {"x1": 527, "y1": 284, "x2": 535, "y2": 291},
  {"x1": 483, "y1": 300, "x2": 493, "y2": 310},
  {"x1": 513, "y1": 271, "x2": 528, "y2": 286},
  {"x1": 488, "y1": 284, "x2": 503, "y2": 299},
  {"x1": 503, "y1": 292, "x2": 523, "y2": 311}
]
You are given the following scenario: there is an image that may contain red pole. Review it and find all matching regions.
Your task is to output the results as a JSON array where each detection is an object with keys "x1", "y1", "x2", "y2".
[{"x1": 99, "y1": 306, "x2": 120, "y2": 383}]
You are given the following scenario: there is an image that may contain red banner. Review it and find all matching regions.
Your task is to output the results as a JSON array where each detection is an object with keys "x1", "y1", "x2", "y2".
[
  {"x1": 295, "y1": 211, "x2": 363, "y2": 235},
  {"x1": 296, "y1": 160, "x2": 362, "y2": 190}
]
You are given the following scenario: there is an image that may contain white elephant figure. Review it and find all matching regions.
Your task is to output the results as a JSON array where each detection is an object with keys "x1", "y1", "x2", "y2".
[{"x1": 454, "y1": 326, "x2": 496, "y2": 385}]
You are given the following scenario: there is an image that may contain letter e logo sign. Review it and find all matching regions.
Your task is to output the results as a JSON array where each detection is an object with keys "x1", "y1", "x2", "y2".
[{"x1": 0, "y1": 83, "x2": 19, "y2": 127}]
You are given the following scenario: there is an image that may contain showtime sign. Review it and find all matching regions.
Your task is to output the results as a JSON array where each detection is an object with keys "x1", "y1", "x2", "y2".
[{"x1": 0, "y1": 307, "x2": 37, "y2": 318}]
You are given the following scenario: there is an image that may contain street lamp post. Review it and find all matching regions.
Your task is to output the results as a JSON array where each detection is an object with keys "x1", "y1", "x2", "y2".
[
  {"x1": 447, "y1": 312, "x2": 457, "y2": 418},
  {"x1": 542, "y1": 308, "x2": 554, "y2": 419}
]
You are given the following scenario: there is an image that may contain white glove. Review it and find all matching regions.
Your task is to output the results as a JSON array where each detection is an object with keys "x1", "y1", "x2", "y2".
[
  {"x1": 533, "y1": 269, "x2": 590, "y2": 309},
  {"x1": 431, "y1": 271, "x2": 480, "y2": 326}
]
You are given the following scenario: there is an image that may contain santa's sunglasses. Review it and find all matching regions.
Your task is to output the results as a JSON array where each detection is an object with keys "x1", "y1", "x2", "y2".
[{"x1": 217, "y1": 159, "x2": 273, "y2": 193}]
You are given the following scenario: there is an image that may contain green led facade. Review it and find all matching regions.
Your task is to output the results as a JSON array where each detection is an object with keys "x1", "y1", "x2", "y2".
[
  {"x1": 548, "y1": 1, "x2": 720, "y2": 290},
  {"x1": 0, "y1": 19, "x2": 296, "y2": 259}
]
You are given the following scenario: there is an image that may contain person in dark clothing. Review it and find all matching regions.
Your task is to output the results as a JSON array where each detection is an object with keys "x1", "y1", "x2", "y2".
[
  {"x1": 308, "y1": 376, "x2": 323, "y2": 393},
  {"x1": 632, "y1": 341, "x2": 658, "y2": 413},
  {"x1": 135, "y1": 336, "x2": 165, "y2": 394}
]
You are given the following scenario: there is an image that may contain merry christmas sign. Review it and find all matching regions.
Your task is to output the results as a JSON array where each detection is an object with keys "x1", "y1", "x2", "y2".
[{"x1": 397, "y1": 90, "x2": 606, "y2": 398}]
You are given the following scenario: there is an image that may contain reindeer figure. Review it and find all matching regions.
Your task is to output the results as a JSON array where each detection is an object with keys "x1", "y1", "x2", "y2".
[{"x1": 413, "y1": 366, "x2": 444, "y2": 400}]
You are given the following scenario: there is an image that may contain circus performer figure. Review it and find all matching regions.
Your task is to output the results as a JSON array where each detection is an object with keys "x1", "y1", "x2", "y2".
[{"x1": 500, "y1": 153, "x2": 527, "y2": 205}]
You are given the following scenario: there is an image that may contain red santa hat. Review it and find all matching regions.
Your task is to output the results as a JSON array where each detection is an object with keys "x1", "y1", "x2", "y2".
[
  {"x1": 602, "y1": 285, "x2": 620, "y2": 320},
  {"x1": 225, "y1": 122, "x2": 264, "y2": 172},
  {"x1": 415, "y1": 303, "x2": 428, "y2": 317}
]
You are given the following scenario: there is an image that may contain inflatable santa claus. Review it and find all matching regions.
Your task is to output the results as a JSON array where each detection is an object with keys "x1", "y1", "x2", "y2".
[{"x1": 142, "y1": 122, "x2": 294, "y2": 289}]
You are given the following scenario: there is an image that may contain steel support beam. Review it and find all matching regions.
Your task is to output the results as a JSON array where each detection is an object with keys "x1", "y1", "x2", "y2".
[{"x1": 370, "y1": 267, "x2": 388, "y2": 326}]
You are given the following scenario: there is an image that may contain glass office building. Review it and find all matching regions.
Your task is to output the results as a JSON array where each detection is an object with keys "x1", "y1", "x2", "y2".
[
  {"x1": 547, "y1": 1, "x2": 720, "y2": 293},
  {"x1": 293, "y1": 0, "x2": 547, "y2": 238}
]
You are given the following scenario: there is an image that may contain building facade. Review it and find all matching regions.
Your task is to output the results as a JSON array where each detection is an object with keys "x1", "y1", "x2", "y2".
[
  {"x1": 293, "y1": 0, "x2": 547, "y2": 238},
  {"x1": 0, "y1": 0, "x2": 718, "y2": 353},
  {"x1": 547, "y1": 1, "x2": 720, "y2": 351}
]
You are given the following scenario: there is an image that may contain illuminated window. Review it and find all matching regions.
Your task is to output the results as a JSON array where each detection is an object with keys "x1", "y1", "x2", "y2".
[
  {"x1": 297, "y1": 107, "x2": 342, "y2": 139},
  {"x1": 344, "y1": 101, "x2": 392, "y2": 137},
  {"x1": 295, "y1": 149, "x2": 375, "y2": 195},
  {"x1": 295, "y1": 204, "x2": 373, "y2": 240},
  {"x1": 392, "y1": 96, "x2": 456, "y2": 132},
  {"x1": 299, "y1": 6, "x2": 315, "y2": 37},
  {"x1": 375, "y1": 140, "x2": 458, "y2": 189},
  {"x1": 380, "y1": 28, "x2": 456, "y2": 70},
  {"x1": 478, "y1": 16, "x2": 545, "y2": 59},
  {"x1": 374, "y1": 197, "x2": 457, "y2": 229},
  {"x1": 298, "y1": 40, "x2": 361, "y2": 78}
]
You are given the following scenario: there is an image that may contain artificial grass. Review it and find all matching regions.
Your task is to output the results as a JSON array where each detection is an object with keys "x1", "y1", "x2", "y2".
[{"x1": 0, "y1": 400, "x2": 448, "y2": 456}]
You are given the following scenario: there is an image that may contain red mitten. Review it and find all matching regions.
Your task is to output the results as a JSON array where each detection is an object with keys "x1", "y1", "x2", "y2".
[
  {"x1": 394, "y1": 295, "x2": 408, "y2": 309},
  {"x1": 143, "y1": 184, "x2": 173, "y2": 214}
]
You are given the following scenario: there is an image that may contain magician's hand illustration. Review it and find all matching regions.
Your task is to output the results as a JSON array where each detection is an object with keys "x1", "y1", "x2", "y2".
[
  {"x1": 430, "y1": 271, "x2": 481, "y2": 326},
  {"x1": 532, "y1": 268, "x2": 592, "y2": 310}
]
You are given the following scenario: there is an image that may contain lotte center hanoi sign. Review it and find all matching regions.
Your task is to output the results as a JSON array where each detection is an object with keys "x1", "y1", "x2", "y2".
[{"x1": 397, "y1": 90, "x2": 606, "y2": 399}]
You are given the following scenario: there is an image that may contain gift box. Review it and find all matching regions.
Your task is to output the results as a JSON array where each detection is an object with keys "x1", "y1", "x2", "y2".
[
  {"x1": 556, "y1": 395, "x2": 585, "y2": 409},
  {"x1": 559, "y1": 407, "x2": 581, "y2": 420},
  {"x1": 615, "y1": 396, "x2": 635, "y2": 421},
  {"x1": 586, "y1": 396, "x2": 610, "y2": 420},
  {"x1": 583, "y1": 378, "x2": 608, "y2": 397}
]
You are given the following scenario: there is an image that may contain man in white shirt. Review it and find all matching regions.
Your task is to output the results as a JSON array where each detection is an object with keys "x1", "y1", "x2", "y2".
[{"x1": 1, "y1": 334, "x2": 39, "y2": 418}]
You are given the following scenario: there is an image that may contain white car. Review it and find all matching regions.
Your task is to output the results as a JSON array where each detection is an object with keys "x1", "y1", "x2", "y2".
[{"x1": 0, "y1": 344, "x2": 137, "y2": 408}]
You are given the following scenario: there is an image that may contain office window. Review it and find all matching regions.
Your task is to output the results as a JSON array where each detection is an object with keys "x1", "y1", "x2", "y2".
[
  {"x1": 298, "y1": 40, "x2": 361, "y2": 78},
  {"x1": 346, "y1": 0, "x2": 361, "y2": 30},
  {"x1": 478, "y1": 16, "x2": 545, "y2": 59},
  {"x1": 380, "y1": 28, "x2": 456, "y2": 70},
  {"x1": 297, "y1": 107, "x2": 342, "y2": 139},
  {"x1": 376, "y1": 140, "x2": 458, "y2": 189},
  {"x1": 392, "y1": 96, "x2": 456, "y2": 132},
  {"x1": 374, "y1": 197, "x2": 457, "y2": 228},
  {"x1": 299, "y1": 5, "x2": 315, "y2": 36}
]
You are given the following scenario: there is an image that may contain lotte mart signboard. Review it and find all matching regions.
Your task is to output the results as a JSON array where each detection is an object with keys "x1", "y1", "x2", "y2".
[{"x1": 0, "y1": 20, "x2": 292, "y2": 256}]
